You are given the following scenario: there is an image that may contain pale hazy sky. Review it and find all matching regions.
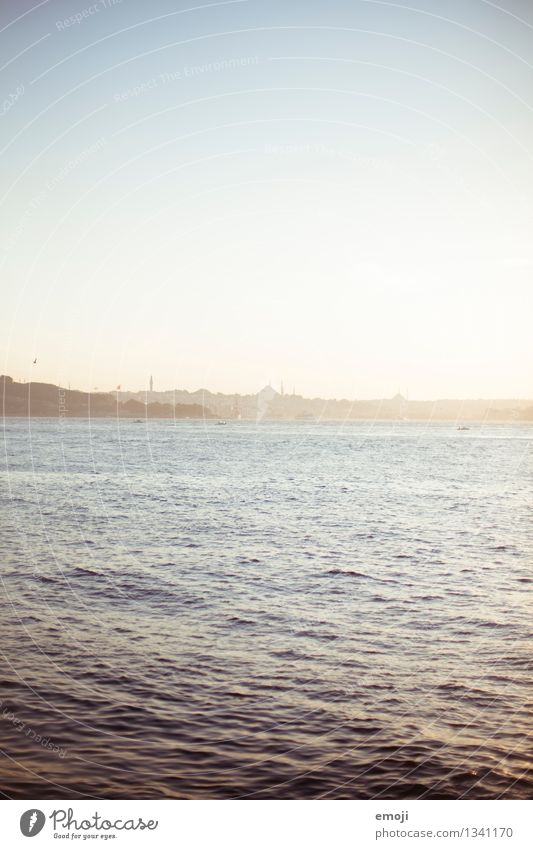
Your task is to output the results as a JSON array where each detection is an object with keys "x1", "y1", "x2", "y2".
[{"x1": 1, "y1": 0, "x2": 532, "y2": 399}]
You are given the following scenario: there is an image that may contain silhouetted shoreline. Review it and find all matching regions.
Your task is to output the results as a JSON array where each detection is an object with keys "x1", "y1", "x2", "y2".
[
  {"x1": 0, "y1": 376, "x2": 213, "y2": 420},
  {"x1": 2, "y1": 376, "x2": 532, "y2": 421}
]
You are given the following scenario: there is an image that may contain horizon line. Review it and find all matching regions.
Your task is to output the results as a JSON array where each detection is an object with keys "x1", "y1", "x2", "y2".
[{"x1": 2, "y1": 375, "x2": 532, "y2": 404}]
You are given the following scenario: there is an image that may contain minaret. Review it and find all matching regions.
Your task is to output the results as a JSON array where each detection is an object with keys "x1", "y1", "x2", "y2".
[{"x1": 149, "y1": 375, "x2": 153, "y2": 393}]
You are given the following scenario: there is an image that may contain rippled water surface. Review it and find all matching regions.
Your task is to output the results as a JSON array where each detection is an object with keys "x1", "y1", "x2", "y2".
[{"x1": 1, "y1": 418, "x2": 532, "y2": 799}]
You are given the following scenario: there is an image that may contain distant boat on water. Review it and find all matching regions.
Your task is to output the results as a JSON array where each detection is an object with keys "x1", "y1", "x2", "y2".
[
  {"x1": 217, "y1": 420, "x2": 227, "y2": 425},
  {"x1": 457, "y1": 425, "x2": 470, "y2": 431}
]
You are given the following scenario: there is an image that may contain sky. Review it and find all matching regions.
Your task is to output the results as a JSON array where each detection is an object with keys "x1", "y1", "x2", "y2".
[{"x1": 1, "y1": 0, "x2": 532, "y2": 399}]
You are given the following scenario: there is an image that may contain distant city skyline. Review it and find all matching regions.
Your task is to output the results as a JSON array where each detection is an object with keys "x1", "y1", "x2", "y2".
[
  {"x1": 3, "y1": 373, "x2": 532, "y2": 421},
  {"x1": 1, "y1": 0, "x2": 532, "y2": 400},
  {"x1": 3, "y1": 370, "x2": 532, "y2": 404}
]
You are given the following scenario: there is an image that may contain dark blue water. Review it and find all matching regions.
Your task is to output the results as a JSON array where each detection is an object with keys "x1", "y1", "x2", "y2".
[{"x1": 1, "y1": 418, "x2": 532, "y2": 798}]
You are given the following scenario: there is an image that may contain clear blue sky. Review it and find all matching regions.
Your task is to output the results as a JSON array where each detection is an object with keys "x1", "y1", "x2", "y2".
[{"x1": 1, "y1": 0, "x2": 532, "y2": 397}]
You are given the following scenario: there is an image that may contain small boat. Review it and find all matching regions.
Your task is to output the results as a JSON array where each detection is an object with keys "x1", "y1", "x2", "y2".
[
  {"x1": 457, "y1": 425, "x2": 470, "y2": 431},
  {"x1": 217, "y1": 420, "x2": 227, "y2": 425}
]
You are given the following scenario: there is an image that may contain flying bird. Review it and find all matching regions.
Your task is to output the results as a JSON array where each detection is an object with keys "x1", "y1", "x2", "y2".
[{"x1": 32, "y1": 358, "x2": 37, "y2": 364}]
